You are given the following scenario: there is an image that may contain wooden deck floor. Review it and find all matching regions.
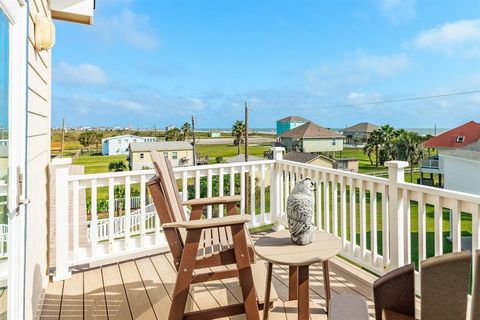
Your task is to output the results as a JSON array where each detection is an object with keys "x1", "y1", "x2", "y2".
[{"x1": 38, "y1": 235, "x2": 378, "y2": 320}]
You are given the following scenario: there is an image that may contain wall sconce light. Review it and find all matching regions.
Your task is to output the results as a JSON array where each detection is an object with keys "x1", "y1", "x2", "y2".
[{"x1": 34, "y1": 15, "x2": 56, "y2": 51}]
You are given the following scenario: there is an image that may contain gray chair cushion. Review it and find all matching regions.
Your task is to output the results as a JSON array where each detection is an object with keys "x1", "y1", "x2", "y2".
[{"x1": 329, "y1": 295, "x2": 369, "y2": 320}]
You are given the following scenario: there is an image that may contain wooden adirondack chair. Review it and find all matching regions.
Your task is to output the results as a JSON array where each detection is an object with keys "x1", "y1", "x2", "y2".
[{"x1": 147, "y1": 150, "x2": 275, "y2": 320}]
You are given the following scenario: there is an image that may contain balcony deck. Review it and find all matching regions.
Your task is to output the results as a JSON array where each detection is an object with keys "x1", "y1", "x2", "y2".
[{"x1": 38, "y1": 232, "x2": 378, "y2": 320}]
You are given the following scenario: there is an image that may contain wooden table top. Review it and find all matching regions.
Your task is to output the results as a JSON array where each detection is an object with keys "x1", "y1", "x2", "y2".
[{"x1": 254, "y1": 230, "x2": 342, "y2": 266}]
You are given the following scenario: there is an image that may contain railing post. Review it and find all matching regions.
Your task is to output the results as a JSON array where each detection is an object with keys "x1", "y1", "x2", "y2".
[
  {"x1": 385, "y1": 160, "x2": 408, "y2": 270},
  {"x1": 52, "y1": 158, "x2": 72, "y2": 281},
  {"x1": 271, "y1": 147, "x2": 285, "y2": 231}
]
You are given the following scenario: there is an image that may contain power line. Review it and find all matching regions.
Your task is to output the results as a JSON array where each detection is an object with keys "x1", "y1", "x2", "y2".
[{"x1": 321, "y1": 89, "x2": 480, "y2": 109}]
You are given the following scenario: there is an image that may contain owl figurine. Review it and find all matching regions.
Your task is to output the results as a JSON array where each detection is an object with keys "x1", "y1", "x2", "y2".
[{"x1": 286, "y1": 178, "x2": 316, "y2": 245}]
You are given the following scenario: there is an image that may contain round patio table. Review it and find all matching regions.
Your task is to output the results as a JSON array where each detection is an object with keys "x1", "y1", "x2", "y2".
[{"x1": 254, "y1": 230, "x2": 342, "y2": 320}]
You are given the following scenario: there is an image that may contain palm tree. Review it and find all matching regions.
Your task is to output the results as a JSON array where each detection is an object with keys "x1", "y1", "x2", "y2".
[
  {"x1": 399, "y1": 132, "x2": 425, "y2": 182},
  {"x1": 165, "y1": 128, "x2": 181, "y2": 141},
  {"x1": 181, "y1": 122, "x2": 192, "y2": 141},
  {"x1": 364, "y1": 129, "x2": 383, "y2": 167},
  {"x1": 231, "y1": 120, "x2": 245, "y2": 155},
  {"x1": 108, "y1": 161, "x2": 126, "y2": 172},
  {"x1": 353, "y1": 135, "x2": 361, "y2": 147}
]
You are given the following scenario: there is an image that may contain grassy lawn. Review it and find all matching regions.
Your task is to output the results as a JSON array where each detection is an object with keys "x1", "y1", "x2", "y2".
[
  {"x1": 73, "y1": 154, "x2": 128, "y2": 174},
  {"x1": 321, "y1": 184, "x2": 472, "y2": 270},
  {"x1": 196, "y1": 143, "x2": 271, "y2": 163}
]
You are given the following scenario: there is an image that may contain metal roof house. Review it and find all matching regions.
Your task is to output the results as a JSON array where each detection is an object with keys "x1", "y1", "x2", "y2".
[
  {"x1": 276, "y1": 116, "x2": 309, "y2": 136},
  {"x1": 279, "y1": 122, "x2": 344, "y2": 153},
  {"x1": 341, "y1": 122, "x2": 379, "y2": 145}
]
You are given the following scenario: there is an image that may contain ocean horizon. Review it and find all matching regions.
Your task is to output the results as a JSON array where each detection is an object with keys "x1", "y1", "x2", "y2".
[{"x1": 196, "y1": 127, "x2": 450, "y2": 136}]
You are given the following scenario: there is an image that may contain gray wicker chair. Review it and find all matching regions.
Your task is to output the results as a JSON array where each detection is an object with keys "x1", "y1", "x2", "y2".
[
  {"x1": 471, "y1": 249, "x2": 480, "y2": 320},
  {"x1": 373, "y1": 251, "x2": 472, "y2": 320}
]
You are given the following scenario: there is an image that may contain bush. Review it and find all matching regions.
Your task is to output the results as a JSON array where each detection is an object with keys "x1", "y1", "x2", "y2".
[{"x1": 215, "y1": 156, "x2": 224, "y2": 163}]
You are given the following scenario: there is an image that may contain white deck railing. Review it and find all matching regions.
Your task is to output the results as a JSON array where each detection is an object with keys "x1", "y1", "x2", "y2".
[{"x1": 51, "y1": 147, "x2": 480, "y2": 285}]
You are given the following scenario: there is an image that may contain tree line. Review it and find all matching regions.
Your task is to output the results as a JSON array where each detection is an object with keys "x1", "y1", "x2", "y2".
[{"x1": 363, "y1": 125, "x2": 429, "y2": 181}]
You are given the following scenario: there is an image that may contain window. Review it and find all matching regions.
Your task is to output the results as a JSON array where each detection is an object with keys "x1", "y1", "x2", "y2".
[
  {"x1": 332, "y1": 138, "x2": 336, "y2": 146},
  {"x1": 456, "y1": 136, "x2": 465, "y2": 143},
  {"x1": 140, "y1": 153, "x2": 144, "y2": 159},
  {"x1": 163, "y1": 152, "x2": 168, "y2": 159},
  {"x1": 172, "y1": 152, "x2": 178, "y2": 160}
]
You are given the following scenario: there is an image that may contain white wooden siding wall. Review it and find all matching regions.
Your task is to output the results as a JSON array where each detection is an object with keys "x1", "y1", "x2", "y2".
[{"x1": 26, "y1": 0, "x2": 51, "y2": 319}]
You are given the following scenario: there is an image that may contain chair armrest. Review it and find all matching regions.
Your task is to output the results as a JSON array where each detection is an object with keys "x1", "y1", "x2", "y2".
[
  {"x1": 183, "y1": 195, "x2": 241, "y2": 206},
  {"x1": 162, "y1": 214, "x2": 251, "y2": 230}
]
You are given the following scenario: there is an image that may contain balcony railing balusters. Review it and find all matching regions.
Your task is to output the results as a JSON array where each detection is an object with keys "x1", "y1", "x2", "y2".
[
  {"x1": 50, "y1": 150, "x2": 480, "y2": 286},
  {"x1": 218, "y1": 168, "x2": 224, "y2": 217}
]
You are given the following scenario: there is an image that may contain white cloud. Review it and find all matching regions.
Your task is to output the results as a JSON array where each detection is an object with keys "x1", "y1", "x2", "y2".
[
  {"x1": 377, "y1": 0, "x2": 416, "y2": 23},
  {"x1": 97, "y1": 8, "x2": 158, "y2": 50},
  {"x1": 413, "y1": 19, "x2": 480, "y2": 55},
  {"x1": 306, "y1": 51, "x2": 410, "y2": 95},
  {"x1": 54, "y1": 62, "x2": 107, "y2": 85}
]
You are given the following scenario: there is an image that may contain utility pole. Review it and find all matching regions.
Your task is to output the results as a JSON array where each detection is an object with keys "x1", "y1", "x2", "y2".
[
  {"x1": 192, "y1": 116, "x2": 196, "y2": 166},
  {"x1": 245, "y1": 102, "x2": 249, "y2": 162},
  {"x1": 244, "y1": 102, "x2": 249, "y2": 212},
  {"x1": 60, "y1": 118, "x2": 65, "y2": 157}
]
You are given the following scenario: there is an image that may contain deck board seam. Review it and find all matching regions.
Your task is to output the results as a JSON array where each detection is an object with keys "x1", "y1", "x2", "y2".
[
  {"x1": 133, "y1": 259, "x2": 159, "y2": 320},
  {"x1": 100, "y1": 267, "x2": 110, "y2": 320},
  {"x1": 117, "y1": 264, "x2": 135, "y2": 320}
]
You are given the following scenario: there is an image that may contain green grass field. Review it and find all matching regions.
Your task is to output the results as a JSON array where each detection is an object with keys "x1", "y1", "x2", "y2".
[
  {"x1": 73, "y1": 154, "x2": 128, "y2": 174},
  {"x1": 196, "y1": 144, "x2": 271, "y2": 163}
]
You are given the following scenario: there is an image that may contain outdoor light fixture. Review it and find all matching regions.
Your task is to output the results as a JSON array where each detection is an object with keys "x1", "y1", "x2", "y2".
[{"x1": 34, "y1": 14, "x2": 56, "y2": 51}]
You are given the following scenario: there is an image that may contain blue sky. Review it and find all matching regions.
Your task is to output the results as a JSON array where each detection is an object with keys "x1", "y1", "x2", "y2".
[{"x1": 52, "y1": 0, "x2": 480, "y2": 129}]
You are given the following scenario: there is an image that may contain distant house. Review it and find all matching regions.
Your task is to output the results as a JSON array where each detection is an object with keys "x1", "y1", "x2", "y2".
[
  {"x1": 129, "y1": 141, "x2": 193, "y2": 170},
  {"x1": 276, "y1": 116, "x2": 309, "y2": 136},
  {"x1": 102, "y1": 135, "x2": 157, "y2": 156},
  {"x1": 279, "y1": 122, "x2": 344, "y2": 153},
  {"x1": 341, "y1": 122, "x2": 379, "y2": 144},
  {"x1": 165, "y1": 125, "x2": 176, "y2": 131},
  {"x1": 284, "y1": 152, "x2": 358, "y2": 172},
  {"x1": 209, "y1": 131, "x2": 221, "y2": 138},
  {"x1": 422, "y1": 121, "x2": 480, "y2": 194}
]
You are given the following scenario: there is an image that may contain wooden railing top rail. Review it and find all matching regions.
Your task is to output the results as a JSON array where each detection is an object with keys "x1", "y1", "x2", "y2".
[{"x1": 278, "y1": 159, "x2": 389, "y2": 185}]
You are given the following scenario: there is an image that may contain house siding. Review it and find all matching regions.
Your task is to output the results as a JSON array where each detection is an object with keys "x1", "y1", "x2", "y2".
[
  {"x1": 26, "y1": 1, "x2": 51, "y2": 318},
  {"x1": 302, "y1": 138, "x2": 343, "y2": 152},
  {"x1": 276, "y1": 121, "x2": 306, "y2": 136},
  {"x1": 442, "y1": 155, "x2": 480, "y2": 195},
  {"x1": 281, "y1": 137, "x2": 343, "y2": 152},
  {"x1": 130, "y1": 149, "x2": 194, "y2": 170}
]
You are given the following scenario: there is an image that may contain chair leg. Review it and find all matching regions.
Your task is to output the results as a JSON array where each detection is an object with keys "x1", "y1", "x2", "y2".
[
  {"x1": 169, "y1": 229, "x2": 202, "y2": 320},
  {"x1": 231, "y1": 224, "x2": 260, "y2": 320},
  {"x1": 263, "y1": 262, "x2": 273, "y2": 320}
]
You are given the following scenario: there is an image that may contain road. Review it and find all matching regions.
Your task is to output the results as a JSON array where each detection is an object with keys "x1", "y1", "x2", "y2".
[{"x1": 194, "y1": 137, "x2": 275, "y2": 145}]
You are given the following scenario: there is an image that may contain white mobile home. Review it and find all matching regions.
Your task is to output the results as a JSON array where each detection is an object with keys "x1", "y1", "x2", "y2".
[{"x1": 102, "y1": 135, "x2": 157, "y2": 156}]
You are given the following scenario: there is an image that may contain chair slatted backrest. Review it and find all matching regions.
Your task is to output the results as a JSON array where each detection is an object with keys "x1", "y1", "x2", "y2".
[
  {"x1": 421, "y1": 251, "x2": 471, "y2": 320},
  {"x1": 472, "y1": 249, "x2": 480, "y2": 320},
  {"x1": 148, "y1": 150, "x2": 187, "y2": 269}
]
